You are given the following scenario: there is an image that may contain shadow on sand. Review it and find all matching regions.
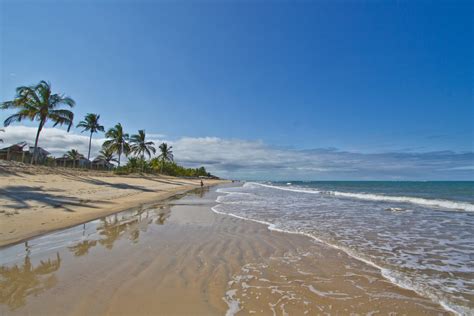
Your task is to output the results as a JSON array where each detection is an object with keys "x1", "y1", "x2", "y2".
[
  {"x1": 0, "y1": 186, "x2": 110, "y2": 212},
  {"x1": 60, "y1": 174, "x2": 158, "y2": 193}
]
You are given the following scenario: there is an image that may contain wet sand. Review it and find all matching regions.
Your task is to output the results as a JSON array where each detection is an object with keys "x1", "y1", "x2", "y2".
[
  {"x1": 0, "y1": 185, "x2": 450, "y2": 315},
  {"x1": 0, "y1": 161, "x2": 226, "y2": 247}
]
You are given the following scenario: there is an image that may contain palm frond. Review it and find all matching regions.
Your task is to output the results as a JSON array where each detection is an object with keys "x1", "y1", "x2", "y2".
[{"x1": 4, "y1": 113, "x2": 27, "y2": 126}]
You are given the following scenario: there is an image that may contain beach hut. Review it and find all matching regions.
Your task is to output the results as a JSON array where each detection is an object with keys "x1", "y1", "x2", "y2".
[
  {"x1": 0, "y1": 142, "x2": 28, "y2": 162},
  {"x1": 0, "y1": 143, "x2": 51, "y2": 164},
  {"x1": 56, "y1": 154, "x2": 91, "y2": 168},
  {"x1": 91, "y1": 157, "x2": 114, "y2": 170},
  {"x1": 29, "y1": 146, "x2": 51, "y2": 164}
]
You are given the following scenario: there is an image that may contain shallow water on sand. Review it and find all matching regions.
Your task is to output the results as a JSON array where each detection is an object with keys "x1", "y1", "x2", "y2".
[
  {"x1": 0, "y1": 185, "x2": 452, "y2": 315},
  {"x1": 214, "y1": 182, "x2": 474, "y2": 315}
]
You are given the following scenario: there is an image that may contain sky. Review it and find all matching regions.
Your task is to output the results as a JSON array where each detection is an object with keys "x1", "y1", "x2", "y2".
[{"x1": 0, "y1": 0, "x2": 473, "y2": 180}]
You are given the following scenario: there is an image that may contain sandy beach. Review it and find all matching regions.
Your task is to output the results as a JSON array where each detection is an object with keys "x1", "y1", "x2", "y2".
[
  {"x1": 0, "y1": 161, "x2": 226, "y2": 247},
  {"x1": 0, "y1": 182, "x2": 450, "y2": 315}
]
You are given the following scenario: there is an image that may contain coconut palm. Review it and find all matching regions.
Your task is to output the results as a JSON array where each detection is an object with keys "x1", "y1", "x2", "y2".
[
  {"x1": 66, "y1": 149, "x2": 83, "y2": 168},
  {"x1": 158, "y1": 142, "x2": 174, "y2": 173},
  {"x1": 0, "y1": 81, "x2": 75, "y2": 164},
  {"x1": 130, "y1": 130, "x2": 156, "y2": 160},
  {"x1": 103, "y1": 123, "x2": 129, "y2": 167},
  {"x1": 76, "y1": 113, "x2": 104, "y2": 161},
  {"x1": 97, "y1": 146, "x2": 118, "y2": 164}
]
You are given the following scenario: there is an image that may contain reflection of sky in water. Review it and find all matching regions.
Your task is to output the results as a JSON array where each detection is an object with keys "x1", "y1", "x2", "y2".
[{"x1": 215, "y1": 183, "x2": 474, "y2": 314}]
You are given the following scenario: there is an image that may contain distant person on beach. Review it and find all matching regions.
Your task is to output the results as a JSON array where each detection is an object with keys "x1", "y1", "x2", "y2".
[{"x1": 200, "y1": 180, "x2": 204, "y2": 187}]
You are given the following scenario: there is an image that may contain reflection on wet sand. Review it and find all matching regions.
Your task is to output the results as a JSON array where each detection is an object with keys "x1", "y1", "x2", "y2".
[
  {"x1": 67, "y1": 205, "x2": 172, "y2": 254},
  {"x1": 68, "y1": 240, "x2": 97, "y2": 256},
  {"x1": 0, "y1": 252, "x2": 61, "y2": 310},
  {"x1": 0, "y1": 201, "x2": 173, "y2": 311}
]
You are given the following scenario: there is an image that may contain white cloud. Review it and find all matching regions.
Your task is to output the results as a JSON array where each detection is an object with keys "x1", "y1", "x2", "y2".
[
  {"x1": 146, "y1": 133, "x2": 167, "y2": 139},
  {"x1": 169, "y1": 138, "x2": 474, "y2": 180},
  {"x1": 1, "y1": 126, "x2": 473, "y2": 180}
]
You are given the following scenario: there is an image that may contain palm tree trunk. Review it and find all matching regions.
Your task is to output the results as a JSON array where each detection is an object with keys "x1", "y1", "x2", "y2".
[
  {"x1": 88, "y1": 131, "x2": 93, "y2": 166},
  {"x1": 31, "y1": 121, "x2": 44, "y2": 164},
  {"x1": 118, "y1": 150, "x2": 121, "y2": 167}
]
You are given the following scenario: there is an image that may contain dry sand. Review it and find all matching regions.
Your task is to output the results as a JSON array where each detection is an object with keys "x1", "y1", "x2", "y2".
[
  {"x1": 0, "y1": 184, "x2": 449, "y2": 315},
  {"x1": 0, "y1": 161, "x2": 226, "y2": 247}
]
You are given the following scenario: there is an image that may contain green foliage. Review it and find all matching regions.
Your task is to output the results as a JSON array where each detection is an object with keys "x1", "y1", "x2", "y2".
[
  {"x1": 66, "y1": 149, "x2": 83, "y2": 160},
  {"x1": 97, "y1": 145, "x2": 118, "y2": 164},
  {"x1": 103, "y1": 123, "x2": 130, "y2": 166},
  {"x1": 113, "y1": 166, "x2": 131, "y2": 175},
  {"x1": 115, "y1": 157, "x2": 152, "y2": 174},
  {"x1": 1, "y1": 80, "x2": 75, "y2": 164},
  {"x1": 158, "y1": 143, "x2": 174, "y2": 162},
  {"x1": 77, "y1": 113, "x2": 104, "y2": 160},
  {"x1": 114, "y1": 157, "x2": 211, "y2": 177},
  {"x1": 130, "y1": 130, "x2": 156, "y2": 159},
  {"x1": 76, "y1": 113, "x2": 104, "y2": 134},
  {"x1": 149, "y1": 158, "x2": 210, "y2": 177}
]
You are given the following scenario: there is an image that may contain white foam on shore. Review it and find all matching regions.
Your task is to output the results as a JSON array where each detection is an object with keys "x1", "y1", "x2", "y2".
[
  {"x1": 223, "y1": 289, "x2": 241, "y2": 316},
  {"x1": 213, "y1": 187, "x2": 469, "y2": 316},
  {"x1": 250, "y1": 182, "x2": 474, "y2": 212}
]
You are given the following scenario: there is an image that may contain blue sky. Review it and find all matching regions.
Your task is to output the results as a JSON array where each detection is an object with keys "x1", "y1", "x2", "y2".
[{"x1": 1, "y1": 0, "x2": 473, "y2": 180}]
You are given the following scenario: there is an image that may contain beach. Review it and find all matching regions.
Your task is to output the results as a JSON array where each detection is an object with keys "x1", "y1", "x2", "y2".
[
  {"x1": 0, "y1": 161, "x2": 226, "y2": 247},
  {"x1": 0, "y1": 179, "x2": 452, "y2": 315}
]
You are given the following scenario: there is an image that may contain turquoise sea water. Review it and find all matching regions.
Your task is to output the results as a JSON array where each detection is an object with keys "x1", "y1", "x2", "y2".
[{"x1": 214, "y1": 181, "x2": 474, "y2": 315}]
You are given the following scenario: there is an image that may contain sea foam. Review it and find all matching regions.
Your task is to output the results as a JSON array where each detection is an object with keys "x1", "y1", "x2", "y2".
[{"x1": 249, "y1": 182, "x2": 474, "y2": 212}]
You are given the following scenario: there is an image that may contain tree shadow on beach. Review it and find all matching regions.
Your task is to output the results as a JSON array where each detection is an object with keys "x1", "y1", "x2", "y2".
[
  {"x1": 140, "y1": 176, "x2": 190, "y2": 186},
  {"x1": 0, "y1": 186, "x2": 110, "y2": 212},
  {"x1": 61, "y1": 174, "x2": 157, "y2": 192}
]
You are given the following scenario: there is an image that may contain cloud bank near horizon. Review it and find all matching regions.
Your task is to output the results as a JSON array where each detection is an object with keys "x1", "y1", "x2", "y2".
[{"x1": 1, "y1": 126, "x2": 473, "y2": 180}]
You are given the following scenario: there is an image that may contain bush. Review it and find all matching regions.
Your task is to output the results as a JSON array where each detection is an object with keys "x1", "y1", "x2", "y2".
[
  {"x1": 113, "y1": 166, "x2": 131, "y2": 175},
  {"x1": 149, "y1": 158, "x2": 211, "y2": 177},
  {"x1": 113, "y1": 157, "x2": 213, "y2": 177}
]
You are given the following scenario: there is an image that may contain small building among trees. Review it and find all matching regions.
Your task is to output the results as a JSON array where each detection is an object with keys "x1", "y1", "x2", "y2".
[{"x1": 0, "y1": 143, "x2": 51, "y2": 164}]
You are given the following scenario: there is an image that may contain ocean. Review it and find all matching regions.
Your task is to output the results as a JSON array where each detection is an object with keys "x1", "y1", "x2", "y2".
[{"x1": 213, "y1": 181, "x2": 474, "y2": 315}]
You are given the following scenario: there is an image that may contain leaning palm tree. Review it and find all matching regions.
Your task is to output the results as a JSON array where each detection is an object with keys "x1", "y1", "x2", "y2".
[
  {"x1": 76, "y1": 113, "x2": 104, "y2": 162},
  {"x1": 130, "y1": 130, "x2": 156, "y2": 160},
  {"x1": 66, "y1": 149, "x2": 82, "y2": 168},
  {"x1": 0, "y1": 81, "x2": 75, "y2": 164},
  {"x1": 103, "y1": 123, "x2": 129, "y2": 167},
  {"x1": 158, "y1": 142, "x2": 174, "y2": 173}
]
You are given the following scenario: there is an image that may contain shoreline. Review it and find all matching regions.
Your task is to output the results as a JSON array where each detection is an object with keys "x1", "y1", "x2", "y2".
[
  {"x1": 213, "y1": 184, "x2": 470, "y2": 315},
  {"x1": 0, "y1": 162, "x2": 228, "y2": 247},
  {"x1": 0, "y1": 184, "x2": 449, "y2": 315},
  {"x1": 211, "y1": 205, "x2": 458, "y2": 315}
]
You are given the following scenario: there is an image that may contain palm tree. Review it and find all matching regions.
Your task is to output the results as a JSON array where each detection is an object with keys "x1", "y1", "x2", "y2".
[
  {"x1": 130, "y1": 130, "x2": 156, "y2": 160},
  {"x1": 0, "y1": 81, "x2": 75, "y2": 164},
  {"x1": 66, "y1": 149, "x2": 82, "y2": 168},
  {"x1": 103, "y1": 123, "x2": 129, "y2": 167},
  {"x1": 76, "y1": 113, "x2": 104, "y2": 162},
  {"x1": 158, "y1": 142, "x2": 174, "y2": 173},
  {"x1": 97, "y1": 146, "x2": 118, "y2": 164}
]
